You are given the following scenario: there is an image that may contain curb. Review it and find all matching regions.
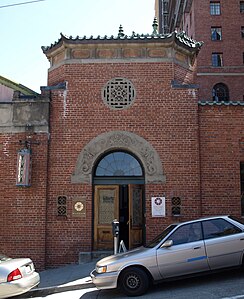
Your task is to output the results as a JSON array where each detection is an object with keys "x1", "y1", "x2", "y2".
[{"x1": 27, "y1": 282, "x2": 96, "y2": 297}]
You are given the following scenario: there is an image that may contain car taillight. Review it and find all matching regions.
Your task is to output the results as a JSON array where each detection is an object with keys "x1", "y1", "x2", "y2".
[{"x1": 7, "y1": 268, "x2": 22, "y2": 282}]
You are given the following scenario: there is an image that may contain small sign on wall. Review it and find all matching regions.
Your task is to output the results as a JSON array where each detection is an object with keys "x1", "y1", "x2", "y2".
[
  {"x1": 151, "y1": 197, "x2": 166, "y2": 217},
  {"x1": 72, "y1": 197, "x2": 86, "y2": 217},
  {"x1": 16, "y1": 148, "x2": 32, "y2": 187}
]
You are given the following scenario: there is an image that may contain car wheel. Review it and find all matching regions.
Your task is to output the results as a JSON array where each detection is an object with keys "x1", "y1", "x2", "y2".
[{"x1": 119, "y1": 267, "x2": 149, "y2": 296}]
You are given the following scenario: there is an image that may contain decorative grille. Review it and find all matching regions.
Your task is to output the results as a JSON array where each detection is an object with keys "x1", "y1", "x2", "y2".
[
  {"x1": 57, "y1": 196, "x2": 67, "y2": 216},
  {"x1": 102, "y1": 78, "x2": 136, "y2": 110},
  {"x1": 171, "y1": 197, "x2": 181, "y2": 216}
]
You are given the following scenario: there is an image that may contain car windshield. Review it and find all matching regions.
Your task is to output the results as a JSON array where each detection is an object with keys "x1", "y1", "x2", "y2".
[
  {"x1": 0, "y1": 255, "x2": 10, "y2": 263},
  {"x1": 146, "y1": 224, "x2": 177, "y2": 248}
]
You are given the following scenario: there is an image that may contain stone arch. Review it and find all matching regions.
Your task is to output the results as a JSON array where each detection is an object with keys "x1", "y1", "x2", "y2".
[{"x1": 71, "y1": 131, "x2": 166, "y2": 184}]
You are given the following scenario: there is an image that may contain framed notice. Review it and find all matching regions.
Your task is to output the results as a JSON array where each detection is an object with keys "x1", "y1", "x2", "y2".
[{"x1": 151, "y1": 197, "x2": 166, "y2": 217}]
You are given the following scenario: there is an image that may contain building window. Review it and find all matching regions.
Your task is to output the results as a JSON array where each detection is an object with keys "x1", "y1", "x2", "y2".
[
  {"x1": 95, "y1": 151, "x2": 143, "y2": 176},
  {"x1": 241, "y1": 26, "x2": 244, "y2": 38},
  {"x1": 211, "y1": 27, "x2": 222, "y2": 40},
  {"x1": 240, "y1": 1, "x2": 244, "y2": 13},
  {"x1": 210, "y1": 1, "x2": 221, "y2": 15},
  {"x1": 212, "y1": 52, "x2": 223, "y2": 66},
  {"x1": 241, "y1": 163, "x2": 244, "y2": 216},
  {"x1": 57, "y1": 196, "x2": 67, "y2": 216},
  {"x1": 212, "y1": 83, "x2": 229, "y2": 102}
]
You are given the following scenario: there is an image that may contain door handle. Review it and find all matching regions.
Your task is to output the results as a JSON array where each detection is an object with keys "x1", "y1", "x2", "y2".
[{"x1": 193, "y1": 246, "x2": 201, "y2": 250}]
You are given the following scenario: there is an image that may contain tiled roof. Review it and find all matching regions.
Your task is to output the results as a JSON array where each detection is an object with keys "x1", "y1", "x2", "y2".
[
  {"x1": 199, "y1": 100, "x2": 244, "y2": 106},
  {"x1": 42, "y1": 30, "x2": 203, "y2": 54}
]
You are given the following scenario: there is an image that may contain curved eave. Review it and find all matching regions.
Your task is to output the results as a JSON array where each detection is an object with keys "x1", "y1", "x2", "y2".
[{"x1": 42, "y1": 31, "x2": 202, "y2": 56}]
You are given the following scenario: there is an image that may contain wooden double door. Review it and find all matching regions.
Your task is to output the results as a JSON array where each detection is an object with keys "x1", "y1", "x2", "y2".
[{"x1": 94, "y1": 185, "x2": 144, "y2": 251}]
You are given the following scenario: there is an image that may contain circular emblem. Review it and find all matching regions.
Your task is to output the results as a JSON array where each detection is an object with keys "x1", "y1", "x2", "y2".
[
  {"x1": 74, "y1": 201, "x2": 84, "y2": 212},
  {"x1": 154, "y1": 197, "x2": 163, "y2": 206}
]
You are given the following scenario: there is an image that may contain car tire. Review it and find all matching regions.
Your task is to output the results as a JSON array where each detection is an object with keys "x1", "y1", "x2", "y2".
[{"x1": 119, "y1": 267, "x2": 149, "y2": 297}]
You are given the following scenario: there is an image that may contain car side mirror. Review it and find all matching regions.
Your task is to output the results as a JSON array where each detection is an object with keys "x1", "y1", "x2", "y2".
[{"x1": 161, "y1": 240, "x2": 173, "y2": 248}]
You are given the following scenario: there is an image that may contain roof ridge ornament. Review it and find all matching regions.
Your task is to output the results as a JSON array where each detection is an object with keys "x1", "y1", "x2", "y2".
[
  {"x1": 118, "y1": 24, "x2": 125, "y2": 38},
  {"x1": 152, "y1": 17, "x2": 158, "y2": 35}
]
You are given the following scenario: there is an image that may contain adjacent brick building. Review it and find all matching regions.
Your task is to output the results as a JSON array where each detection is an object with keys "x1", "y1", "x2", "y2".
[
  {"x1": 155, "y1": 0, "x2": 244, "y2": 101},
  {"x1": 0, "y1": 21, "x2": 243, "y2": 270}
]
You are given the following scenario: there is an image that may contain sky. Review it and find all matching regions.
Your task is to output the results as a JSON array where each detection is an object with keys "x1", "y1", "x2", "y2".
[{"x1": 0, "y1": 0, "x2": 155, "y2": 93}]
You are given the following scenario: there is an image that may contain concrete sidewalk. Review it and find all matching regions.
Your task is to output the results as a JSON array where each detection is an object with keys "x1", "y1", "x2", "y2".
[
  {"x1": 27, "y1": 260, "x2": 98, "y2": 297},
  {"x1": 38, "y1": 261, "x2": 97, "y2": 288}
]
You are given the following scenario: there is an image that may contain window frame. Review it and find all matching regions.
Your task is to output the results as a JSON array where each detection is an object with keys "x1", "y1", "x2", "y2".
[
  {"x1": 240, "y1": 1, "x2": 244, "y2": 13},
  {"x1": 211, "y1": 27, "x2": 222, "y2": 40},
  {"x1": 212, "y1": 82, "x2": 229, "y2": 102},
  {"x1": 212, "y1": 52, "x2": 223, "y2": 67},
  {"x1": 210, "y1": 1, "x2": 221, "y2": 15},
  {"x1": 95, "y1": 151, "x2": 143, "y2": 177}
]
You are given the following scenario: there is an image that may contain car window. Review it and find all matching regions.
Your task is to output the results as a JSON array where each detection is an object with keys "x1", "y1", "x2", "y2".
[
  {"x1": 168, "y1": 222, "x2": 202, "y2": 245},
  {"x1": 202, "y1": 218, "x2": 242, "y2": 240},
  {"x1": 146, "y1": 224, "x2": 177, "y2": 248}
]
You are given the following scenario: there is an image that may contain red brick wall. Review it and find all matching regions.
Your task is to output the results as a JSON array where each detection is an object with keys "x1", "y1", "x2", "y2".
[
  {"x1": 1, "y1": 56, "x2": 243, "y2": 269},
  {"x1": 1, "y1": 58, "x2": 243, "y2": 269},
  {"x1": 0, "y1": 133, "x2": 48, "y2": 270},
  {"x1": 45, "y1": 61, "x2": 201, "y2": 265},
  {"x1": 199, "y1": 104, "x2": 244, "y2": 216}
]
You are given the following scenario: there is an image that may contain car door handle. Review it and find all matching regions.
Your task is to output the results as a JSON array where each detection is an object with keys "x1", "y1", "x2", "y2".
[
  {"x1": 193, "y1": 246, "x2": 201, "y2": 250},
  {"x1": 240, "y1": 238, "x2": 244, "y2": 241}
]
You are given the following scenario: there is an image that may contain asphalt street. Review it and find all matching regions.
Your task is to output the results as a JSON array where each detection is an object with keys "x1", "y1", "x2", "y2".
[{"x1": 15, "y1": 268, "x2": 244, "y2": 299}]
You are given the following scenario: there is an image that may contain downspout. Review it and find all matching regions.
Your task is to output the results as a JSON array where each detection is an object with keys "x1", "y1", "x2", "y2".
[{"x1": 197, "y1": 96, "x2": 203, "y2": 217}]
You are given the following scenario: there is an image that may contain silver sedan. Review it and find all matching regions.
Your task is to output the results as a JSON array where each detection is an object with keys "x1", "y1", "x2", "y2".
[
  {"x1": 91, "y1": 215, "x2": 244, "y2": 296},
  {"x1": 0, "y1": 255, "x2": 40, "y2": 299}
]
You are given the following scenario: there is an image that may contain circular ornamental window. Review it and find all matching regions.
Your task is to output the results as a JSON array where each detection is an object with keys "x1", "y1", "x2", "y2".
[{"x1": 102, "y1": 77, "x2": 136, "y2": 110}]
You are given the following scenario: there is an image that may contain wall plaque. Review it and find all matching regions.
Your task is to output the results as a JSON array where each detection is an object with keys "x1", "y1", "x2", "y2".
[
  {"x1": 72, "y1": 197, "x2": 86, "y2": 217},
  {"x1": 151, "y1": 197, "x2": 166, "y2": 217}
]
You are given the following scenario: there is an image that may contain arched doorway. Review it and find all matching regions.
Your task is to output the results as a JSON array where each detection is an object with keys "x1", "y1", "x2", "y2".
[{"x1": 93, "y1": 151, "x2": 145, "y2": 251}]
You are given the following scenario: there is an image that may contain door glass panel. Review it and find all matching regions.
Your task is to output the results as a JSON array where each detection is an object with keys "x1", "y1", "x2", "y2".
[
  {"x1": 132, "y1": 188, "x2": 142, "y2": 227},
  {"x1": 202, "y1": 219, "x2": 242, "y2": 240},
  {"x1": 129, "y1": 185, "x2": 143, "y2": 249},
  {"x1": 98, "y1": 189, "x2": 115, "y2": 224}
]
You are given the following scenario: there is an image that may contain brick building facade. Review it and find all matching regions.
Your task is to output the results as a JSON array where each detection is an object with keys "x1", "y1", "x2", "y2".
[{"x1": 1, "y1": 24, "x2": 244, "y2": 270}]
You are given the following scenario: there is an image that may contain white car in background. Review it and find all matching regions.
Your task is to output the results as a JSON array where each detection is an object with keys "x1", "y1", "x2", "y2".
[{"x1": 0, "y1": 254, "x2": 40, "y2": 299}]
